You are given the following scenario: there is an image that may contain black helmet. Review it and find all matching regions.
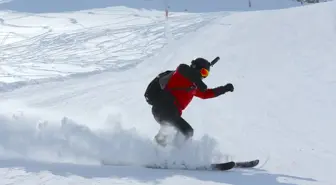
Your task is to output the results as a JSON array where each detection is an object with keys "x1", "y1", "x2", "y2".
[
  {"x1": 191, "y1": 58, "x2": 211, "y2": 78},
  {"x1": 191, "y1": 58, "x2": 211, "y2": 71}
]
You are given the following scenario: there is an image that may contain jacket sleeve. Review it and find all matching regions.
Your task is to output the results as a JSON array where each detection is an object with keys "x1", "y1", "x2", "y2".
[
  {"x1": 176, "y1": 64, "x2": 207, "y2": 92},
  {"x1": 195, "y1": 88, "x2": 217, "y2": 99}
]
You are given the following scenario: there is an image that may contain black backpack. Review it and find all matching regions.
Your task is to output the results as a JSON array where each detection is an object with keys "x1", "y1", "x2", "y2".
[{"x1": 144, "y1": 70, "x2": 174, "y2": 105}]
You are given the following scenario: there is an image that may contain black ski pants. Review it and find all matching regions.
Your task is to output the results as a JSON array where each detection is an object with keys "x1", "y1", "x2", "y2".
[{"x1": 151, "y1": 101, "x2": 193, "y2": 138}]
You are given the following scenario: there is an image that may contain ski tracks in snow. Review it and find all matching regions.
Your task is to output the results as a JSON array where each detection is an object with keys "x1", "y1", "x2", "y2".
[{"x1": 0, "y1": 10, "x2": 224, "y2": 87}]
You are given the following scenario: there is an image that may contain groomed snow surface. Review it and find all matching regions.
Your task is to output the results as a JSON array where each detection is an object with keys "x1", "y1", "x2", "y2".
[{"x1": 0, "y1": 1, "x2": 336, "y2": 185}]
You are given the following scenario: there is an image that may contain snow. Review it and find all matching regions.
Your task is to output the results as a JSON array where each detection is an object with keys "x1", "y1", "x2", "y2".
[
  {"x1": 0, "y1": 7, "x2": 220, "y2": 84},
  {"x1": 0, "y1": 0, "x2": 301, "y2": 13},
  {"x1": 0, "y1": 1, "x2": 336, "y2": 185}
]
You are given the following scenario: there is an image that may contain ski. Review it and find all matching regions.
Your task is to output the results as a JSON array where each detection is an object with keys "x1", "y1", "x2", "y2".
[
  {"x1": 144, "y1": 161, "x2": 236, "y2": 171},
  {"x1": 207, "y1": 159, "x2": 259, "y2": 171},
  {"x1": 144, "y1": 159, "x2": 259, "y2": 171},
  {"x1": 101, "y1": 159, "x2": 259, "y2": 172},
  {"x1": 209, "y1": 161, "x2": 236, "y2": 171},
  {"x1": 235, "y1": 159, "x2": 259, "y2": 168}
]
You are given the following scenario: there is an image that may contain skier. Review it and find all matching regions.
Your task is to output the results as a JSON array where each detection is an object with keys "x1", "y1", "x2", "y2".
[{"x1": 144, "y1": 57, "x2": 234, "y2": 147}]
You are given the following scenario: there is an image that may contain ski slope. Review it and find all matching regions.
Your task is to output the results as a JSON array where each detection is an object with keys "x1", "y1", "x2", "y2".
[
  {"x1": 0, "y1": 0, "x2": 301, "y2": 13},
  {"x1": 0, "y1": 1, "x2": 336, "y2": 185}
]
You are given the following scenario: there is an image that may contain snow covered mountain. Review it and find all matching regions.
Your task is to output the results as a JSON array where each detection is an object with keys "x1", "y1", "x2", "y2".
[{"x1": 0, "y1": 0, "x2": 335, "y2": 185}]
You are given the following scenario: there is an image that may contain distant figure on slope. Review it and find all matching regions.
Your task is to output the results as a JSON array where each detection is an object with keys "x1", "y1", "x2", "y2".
[{"x1": 144, "y1": 57, "x2": 234, "y2": 147}]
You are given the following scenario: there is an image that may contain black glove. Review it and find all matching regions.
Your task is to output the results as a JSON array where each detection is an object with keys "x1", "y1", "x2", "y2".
[{"x1": 213, "y1": 83, "x2": 234, "y2": 96}]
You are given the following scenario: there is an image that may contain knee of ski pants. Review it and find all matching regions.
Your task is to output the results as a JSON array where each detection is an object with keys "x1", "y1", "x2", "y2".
[{"x1": 151, "y1": 105, "x2": 179, "y2": 125}]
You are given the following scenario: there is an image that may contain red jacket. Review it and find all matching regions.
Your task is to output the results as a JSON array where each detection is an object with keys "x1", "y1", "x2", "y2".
[{"x1": 164, "y1": 64, "x2": 217, "y2": 115}]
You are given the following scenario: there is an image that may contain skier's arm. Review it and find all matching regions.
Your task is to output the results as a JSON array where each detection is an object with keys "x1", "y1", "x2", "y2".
[
  {"x1": 195, "y1": 89, "x2": 216, "y2": 99},
  {"x1": 176, "y1": 64, "x2": 207, "y2": 91},
  {"x1": 196, "y1": 84, "x2": 234, "y2": 99}
]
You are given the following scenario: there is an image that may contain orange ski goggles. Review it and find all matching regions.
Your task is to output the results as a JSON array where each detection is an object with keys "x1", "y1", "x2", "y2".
[{"x1": 200, "y1": 68, "x2": 209, "y2": 78}]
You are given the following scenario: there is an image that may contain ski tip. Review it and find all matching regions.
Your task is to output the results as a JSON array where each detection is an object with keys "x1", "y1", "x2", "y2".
[
  {"x1": 251, "y1": 159, "x2": 259, "y2": 167},
  {"x1": 235, "y1": 159, "x2": 260, "y2": 168},
  {"x1": 251, "y1": 159, "x2": 259, "y2": 166}
]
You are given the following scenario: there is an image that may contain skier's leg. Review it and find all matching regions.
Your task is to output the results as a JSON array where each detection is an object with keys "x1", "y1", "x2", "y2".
[
  {"x1": 152, "y1": 105, "x2": 161, "y2": 123},
  {"x1": 170, "y1": 116, "x2": 194, "y2": 141},
  {"x1": 151, "y1": 105, "x2": 172, "y2": 146},
  {"x1": 151, "y1": 102, "x2": 193, "y2": 147},
  {"x1": 166, "y1": 116, "x2": 194, "y2": 148}
]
